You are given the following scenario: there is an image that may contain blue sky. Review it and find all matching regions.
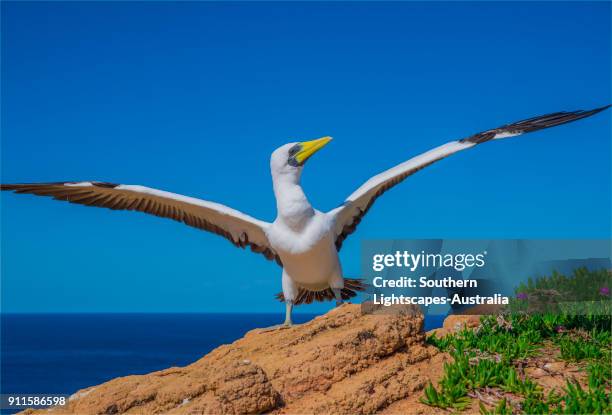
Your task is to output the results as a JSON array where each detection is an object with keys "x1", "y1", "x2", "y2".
[{"x1": 1, "y1": 1, "x2": 610, "y2": 313}]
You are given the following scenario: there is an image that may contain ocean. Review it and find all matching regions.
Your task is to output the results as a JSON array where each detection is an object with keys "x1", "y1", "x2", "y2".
[{"x1": 1, "y1": 313, "x2": 445, "y2": 401}]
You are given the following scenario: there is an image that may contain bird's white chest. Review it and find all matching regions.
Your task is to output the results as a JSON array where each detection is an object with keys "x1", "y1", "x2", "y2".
[
  {"x1": 267, "y1": 212, "x2": 330, "y2": 252},
  {"x1": 267, "y1": 213, "x2": 340, "y2": 289}
]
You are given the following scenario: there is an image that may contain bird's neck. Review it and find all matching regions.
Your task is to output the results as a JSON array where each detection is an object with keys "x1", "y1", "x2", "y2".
[{"x1": 273, "y1": 176, "x2": 314, "y2": 230}]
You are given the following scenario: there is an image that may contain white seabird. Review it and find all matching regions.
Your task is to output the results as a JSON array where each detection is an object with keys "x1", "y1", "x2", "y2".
[{"x1": 2, "y1": 105, "x2": 609, "y2": 326}]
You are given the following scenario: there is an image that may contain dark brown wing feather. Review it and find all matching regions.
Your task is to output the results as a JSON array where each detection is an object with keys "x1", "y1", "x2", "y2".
[
  {"x1": 334, "y1": 158, "x2": 438, "y2": 251},
  {"x1": 1, "y1": 181, "x2": 281, "y2": 265}
]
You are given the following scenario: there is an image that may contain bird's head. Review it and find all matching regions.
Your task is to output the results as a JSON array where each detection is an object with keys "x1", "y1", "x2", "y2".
[{"x1": 270, "y1": 136, "x2": 332, "y2": 182}]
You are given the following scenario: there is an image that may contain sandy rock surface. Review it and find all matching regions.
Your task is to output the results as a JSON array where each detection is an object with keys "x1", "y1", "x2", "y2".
[
  {"x1": 427, "y1": 314, "x2": 481, "y2": 338},
  {"x1": 24, "y1": 304, "x2": 448, "y2": 415}
]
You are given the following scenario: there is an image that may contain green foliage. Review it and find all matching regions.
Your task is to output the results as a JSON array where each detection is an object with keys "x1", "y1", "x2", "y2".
[
  {"x1": 421, "y1": 269, "x2": 612, "y2": 414},
  {"x1": 421, "y1": 346, "x2": 543, "y2": 412},
  {"x1": 509, "y1": 268, "x2": 612, "y2": 315},
  {"x1": 520, "y1": 390, "x2": 562, "y2": 415},
  {"x1": 429, "y1": 315, "x2": 542, "y2": 362},
  {"x1": 515, "y1": 268, "x2": 611, "y2": 302},
  {"x1": 479, "y1": 398, "x2": 512, "y2": 415},
  {"x1": 560, "y1": 380, "x2": 611, "y2": 415},
  {"x1": 557, "y1": 336, "x2": 603, "y2": 361},
  {"x1": 419, "y1": 381, "x2": 471, "y2": 410},
  {"x1": 587, "y1": 358, "x2": 611, "y2": 391}
]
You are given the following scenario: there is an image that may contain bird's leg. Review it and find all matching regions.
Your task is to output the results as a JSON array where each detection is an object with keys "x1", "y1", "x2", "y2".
[
  {"x1": 259, "y1": 300, "x2": 294, "y2": 332},
  {"x1": 333, "y1": 288, "x2": 343, "y2": 307},
  {"x1": 283, "y1": 300, "x2": 294, "y2": 326},
  {"x1": 259, "y1": 272, "x2": 297, "y2": 332}
]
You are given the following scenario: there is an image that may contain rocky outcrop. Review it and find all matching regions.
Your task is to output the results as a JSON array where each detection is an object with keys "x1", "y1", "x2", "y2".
[
  {"x1": 427, "y1": 314, "x2": 482, "y2": 338},
  {"x1": 24, "y1": 304, "x2": 451, "y2": 415}
]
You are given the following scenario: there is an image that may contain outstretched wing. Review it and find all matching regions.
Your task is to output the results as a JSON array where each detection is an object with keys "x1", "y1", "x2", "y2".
[
  {"x1": 1, "y1": 181, "x2": 281, "y2": 264},
  {"x1": 329, "y1": 105, "x2": 610, "y2": 250}
]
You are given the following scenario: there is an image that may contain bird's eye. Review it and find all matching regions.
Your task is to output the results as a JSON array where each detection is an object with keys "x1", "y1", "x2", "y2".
[
  {"x1": 288, "y1": 144, "x2": 300, "y2": 157},
  {"x1": 287, "y1": 144, "x2": 301, "y2": 167}
]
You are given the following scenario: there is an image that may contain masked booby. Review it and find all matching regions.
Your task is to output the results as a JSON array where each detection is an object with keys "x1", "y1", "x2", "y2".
[{"x1": 2, "y1": 105, "x2": 609, "y2": 326}]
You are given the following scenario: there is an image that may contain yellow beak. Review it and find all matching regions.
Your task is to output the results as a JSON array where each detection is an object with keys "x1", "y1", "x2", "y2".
[{"x1": 294, "y1": 136, "x2": 332, "y2": 165}]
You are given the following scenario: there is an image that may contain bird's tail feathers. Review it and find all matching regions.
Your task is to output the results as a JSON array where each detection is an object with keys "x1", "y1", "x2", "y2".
[{"x1": 275, "y1": 278, "x2": 368, "y2": 305}]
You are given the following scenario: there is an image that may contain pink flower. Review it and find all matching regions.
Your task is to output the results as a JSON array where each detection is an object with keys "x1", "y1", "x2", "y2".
[
  {"x1": 599, "y1": 287, "x2": 610, "y2": 296},
  {"x1": 516, "y1": 292, "x2": 528, "y2": 300}
]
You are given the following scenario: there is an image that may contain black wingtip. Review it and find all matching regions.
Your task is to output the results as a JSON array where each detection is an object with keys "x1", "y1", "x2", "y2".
[
  {"x1": 566, "y1": 104, "x2": 611, "y2": 124},
  {"x1": 516, "y1": 104, "x2": 611, "y2": 129},
  {"x1": 592, "y1": 104, "x2": 611, "y2": 113},
  {"x1": 461, "y1": 104, "x2": 610, "y2": 144}
]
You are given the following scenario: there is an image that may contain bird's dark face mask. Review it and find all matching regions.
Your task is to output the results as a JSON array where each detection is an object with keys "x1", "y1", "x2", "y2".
[{"x1": 287, "y1": 136, "x2": 332, "y2": 167}]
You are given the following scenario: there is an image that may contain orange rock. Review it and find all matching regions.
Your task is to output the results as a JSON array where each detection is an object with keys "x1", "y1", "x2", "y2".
[
  {"x1": 22, "y1": 304, "x2": 447, "y2": 415},
  {"x1": 428, "y1": 314, "x2": 482, "y2": 338}
]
